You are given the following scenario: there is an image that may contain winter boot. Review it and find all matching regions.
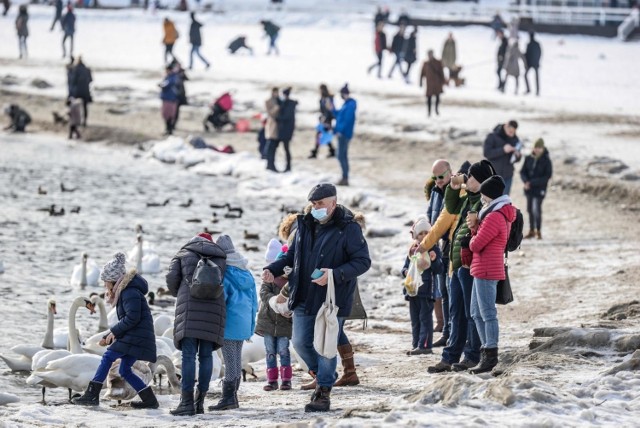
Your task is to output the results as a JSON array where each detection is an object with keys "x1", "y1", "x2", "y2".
[
  {"x1": 300, "y1": 370, "x2": 317, "y2": 391},
  {"x1": 234, "y1": 378, "x2": 240, "y2": 403},
  {"x1": 130, "y1": 386, "x2": 159, "y2": 409},
  {"x1": 451, "y1": 358, "x2": 479, "y2": 372},
  {"x1": 470, "y1": 348, "x2": 499, "y2": 374},
  {"x1": 433, "y1": 335, "x2": 449, "y2": 347},
  {"x1": 536, "y1": 230, "x2": 542, "y2": 240},
  {"x1": 434, "y1": 298, "x2": 444, "y2": 332},
  {"x1": 308, "y1": 148, "x2": 318, "y2": 159},
  {"x1": 327, "y1": 144, "x2": 336, "y2": 158},
  {"x1": 170, "y1": 390, "x2": 195, "y2": 416},
  {"x1": 208, "y1": 380, "x2": 238, "y2": 411},
  {"x1": 194, "y1": 389, "x2": 206, "y2": 415},
  {"x1": 263, "y1": 367, "x2": 279, "y2": 391},
  {"x1": 72, "y1": 381, "x2": 103, "y2": 406},
  {"x1": 524, "y1": 229, "x2": 536, "y2": 239},
  {"x1": 280, "y1": 365, "x2": 293, "y2": 390},
  {"x1": 304, "y1": 386, "x2": 331, "y2": 412},
  {"x1": 334, "y1": 344, "x2": 360, "y2": 387},
  {"x1": 336, "y1": 178, "x2": 349, "y2": 186},
  {"x1": 427, "y1": 360, "x2": 452, "y2": 374}
]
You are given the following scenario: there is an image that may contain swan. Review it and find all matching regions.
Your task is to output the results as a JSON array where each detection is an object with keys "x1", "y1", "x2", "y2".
[
  {"x1": 82, "y1": 330, "x2": 109, "y2": 356},
  {"x1": 162, "y1": 326, "x2": 174, "y2": 338},
  {"x1": 0, "y1": 392, "x2": 20, "y2": 405},
  {"x1": 90, "y1": 295, "x2": 109, "y2": 331},
  {"x1": 70, "y1": 253, "x2": 100, "y2": 288},
  {"x1": 127, "y1": 234, "x2": 161, "y2": 274},
  {"x1": 27, "y1": 353, "x2": 102, "y2": 400},
  {"x1": 0, "y1": 299, "x2": 57, "y2": 372},
  {"x1": 104, "y1": 359, "x2": 153, "y2": 403},
  {"x1": 154, "y1": 314, "x2": 173, "y2": 336},
  {"x1": 107, "y1": 306, "x2": 118, "y2": 326},
  {"x1": 149, "y1": 355, "x2": 181, "y2": 391}
]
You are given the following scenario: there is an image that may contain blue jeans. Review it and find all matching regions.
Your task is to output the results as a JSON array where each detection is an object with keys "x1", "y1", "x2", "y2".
[
  {"x1": 268, "y1": 34, "x2": 279, "y2": 55},
  {"x1": 442, "y1": 267, "x2": 481, "y2": 364},
  {"x1": 408, "y1": 296, "x2": 434, "y2": 349},
  {"x1": 338, "y1": 318, "x2": 349, "y2": 346},
  {"x1": 189, "y1": 44, "x2": 210, "y2": 69},
  {"x1": 264, "y1": 334, "x2": 291, "y2": 369},
  {"x1": 337, "y1": 135, "x2": 351, "y2": 180},
  {"x1": 471, "y1": 278, "x2": 499, "y2": 349},
  {"x1": 292, "y1": 304, "x2": 341, "y2": 387},
  {"x1": 503, "y1": 176, "x2": 513, "y2": 195},
  {"x1": 437, "y1": 271, "x2": 451, "y2": 337},
  {"x1": 92, "y1": 349, "x2": 146, "y2": 392},
  {"x1": 181, "y1": 337, "x2": 214, "y2": 393}
]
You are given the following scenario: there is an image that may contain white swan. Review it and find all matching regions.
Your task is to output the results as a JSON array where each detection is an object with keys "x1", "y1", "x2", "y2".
[
  {"x1": 0, "y1": 392, "x2": 20, "y2": 405},
  {"x1": 154, "y1": 314, "x2": 173, "y2": 336},
  {"x1": 0, "y1": 299, "x2": 57, "y2": 372},
  {"x1": 104, "y1": 359, "x2": 153, "y2": 402},
  {"x1": 127, "y1": 234, "x2": 160, "y2": 274},
  {"x1": 27, "y1": 353, "x2": 102, "y2": 399},
  {"x1": 70, "y1": 253, "x2": 100, "y2": 288},
  {"x1": 90, "y1": 295, "x2": 109, "y2": 331},
  {"x1": 82, "y1": 330, "x2": 109, "y2": 356}
]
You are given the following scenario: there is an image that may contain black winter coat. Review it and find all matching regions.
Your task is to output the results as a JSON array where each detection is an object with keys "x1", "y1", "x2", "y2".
[
  {"x1": 71, "y1": 63, "x2": 92, "y2": 102},
  {"x1": 109, "y1": 270, "x2": 157, "y2": 363},
  {"x1": 525, "y1": 40, "x2": 541, "y2": 69},
  {"x1": 189, "y1": 19, "x2": 202, "y2": 46},
  {"x1": 266, "y1": 206, "x2": 371, "y2": 317},
  {"x1": 167, "y1": 237, "x2": 227, "y2": 351},
  {"x1": 497, "y1": 38, "x2": 508, "y2": 67},
  {"x1": 255, "y1": 279, "x2": 292, "y2": 339},
  {"x1": 483, "y1": 124, "x2": 522, "y2": 180},
  {"x1": 391, "y1": 33, "x2": 405, "y2": 55},
  {"x1": 277, "y1": 98, "x2": 297, "y2": 142},
  {"x1": 404, "y1": 34, "x2": 417, "y2": 64},
  {"x1": 520, "y1": 149, "x2": 552, "y2": 197},
  {"x1": 320, "y1": 95, "x2": 334, "y2": 126}
]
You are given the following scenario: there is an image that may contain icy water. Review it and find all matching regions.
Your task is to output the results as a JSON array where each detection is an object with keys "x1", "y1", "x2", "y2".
[{"x1": 0, "y1": 134, "x2": 270, "y2": 402}]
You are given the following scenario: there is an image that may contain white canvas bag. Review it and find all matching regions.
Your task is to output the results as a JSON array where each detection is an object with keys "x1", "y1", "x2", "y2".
[{"x1": 313, "y1": 269, "x2": 340, "y2": 359}]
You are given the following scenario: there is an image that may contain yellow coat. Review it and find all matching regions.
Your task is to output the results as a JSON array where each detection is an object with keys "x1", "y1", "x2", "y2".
[{"x1": 163, "y1": 21, "x2": 179, "y2": 45}]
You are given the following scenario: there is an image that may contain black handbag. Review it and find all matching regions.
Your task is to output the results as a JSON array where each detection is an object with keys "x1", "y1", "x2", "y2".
[{"x1": 496, "y1": 253, "x2": 514, "y2": 305}]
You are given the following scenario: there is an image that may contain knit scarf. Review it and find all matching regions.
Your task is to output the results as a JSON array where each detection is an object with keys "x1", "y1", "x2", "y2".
[{"x1": 479, "y1": 194, "x2": 512, "y2": 221}]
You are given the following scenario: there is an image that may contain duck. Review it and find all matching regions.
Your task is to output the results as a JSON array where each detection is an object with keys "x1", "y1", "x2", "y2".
[
  {"x1": 0, "y1": 299, "x2": 58, "y2": 372},
  {"x1": 147, "y1": 291, "x2": 174, "y2": 308},
  {"x1": 226, "y1": 205, "x2": 244, "y2": 218},
  {"x1": 242, "y1": 243, "x2": 259, "y2": 252},
  {"x1": 204, "y1": 227, "x2": 221, "y2": 235},
  {"x1": 50, "y1": 206, "x2": 65, "y2": 216},
  {"x1": 186, "y1": 218, "x2": 201, "y2": 223},
  {"x1": 70, "y1": 206, "x2": 81, "y2": 214},
  {"x1": 211, "y1": 212, "x2": 219, "y2": 223},
  {"x1": 209, "y1": 203, "x2": 230, "y2": 210},
  {"x1": 70, "y1": 253, "x2": 100, "y2": 289},
  {"x1": 37, "y1": 186, "x2": 47, "y2": 195},
  {"x1": 127, "y1": 234, "x2": 161, "y2": 274},
  {"x1": 146, "y1": 198, "x2": 170, "y2": 207},
  {"x1": 179, "y1": 198, "x2": 193, "y2": 208},
  {"x1": 104, "y1": 360, "x2": 153, "y2": 403},
  {"x1": 60, "y1": 182, "x2": 77, "y2": 193},
  {"x1": 243, "y1": 230, "x2": 260, "y2": 240},
  {"x1": 156, "y1": 287, "x2": 172, "y2": 297}
]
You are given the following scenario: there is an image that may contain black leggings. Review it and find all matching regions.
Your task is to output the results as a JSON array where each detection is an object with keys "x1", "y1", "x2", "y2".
[{"x1": 426, "y1": 95, "x2": 440, "y2": 116}]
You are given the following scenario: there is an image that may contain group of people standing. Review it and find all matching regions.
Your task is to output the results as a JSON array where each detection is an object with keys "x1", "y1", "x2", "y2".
[
  {"x1": 367, "y1": 22, "x2": 417, "y2": 83},
  {"x1": 496, "y1": 30, "x2": 542, "y2": 96},
  {"x1": 12, "y1": 1, "x2": 75, "y2": 60}
]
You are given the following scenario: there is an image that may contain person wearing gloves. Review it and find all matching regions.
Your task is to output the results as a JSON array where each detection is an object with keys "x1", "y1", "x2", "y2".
[
  {"x1": 466, "y1": 175, "x2": 516, "y2": 374},
  {"x1": 255, "y1": 238, "x2": 294, "y2": 392},
  {"x1": 73, "y1": 253, "x2": 158, "y2": 408},
  {"x1": 209, "y1": 235, "x2": 258, "y2": 411}
]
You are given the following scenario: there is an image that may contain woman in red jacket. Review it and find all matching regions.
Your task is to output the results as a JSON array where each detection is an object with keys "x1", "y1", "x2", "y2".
[{"x1": 466, "y1": 175, "x2": 516, "y2": 374}]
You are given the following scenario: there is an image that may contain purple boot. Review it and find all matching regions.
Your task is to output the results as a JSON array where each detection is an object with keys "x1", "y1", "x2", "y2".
[
  {"x1": 263, "y1": 367, "x2": 279, "y2": 391},
  {"x1": 280, "y1": 365, "x2": 292, "y2": 390}
]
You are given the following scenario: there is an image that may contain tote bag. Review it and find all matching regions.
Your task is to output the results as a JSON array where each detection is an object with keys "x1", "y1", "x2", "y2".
[
  {"x1": 313, "y1": 269, "x2": 340, "y2": 359},
  {"x1": 496, "y1": 254, "x2": 514, "y2": 305}
]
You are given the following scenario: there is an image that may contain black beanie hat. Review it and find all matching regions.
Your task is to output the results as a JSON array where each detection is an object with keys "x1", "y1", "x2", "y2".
[
  {"x1": 468, "y1": 160, "x2": 495, "y2": 183},
  {"x1": 480, "y1": 175, "x2": 505, "y2": 200},
  {"x1": 458, "y1": 160, "x2": 472, "y2": 175}
]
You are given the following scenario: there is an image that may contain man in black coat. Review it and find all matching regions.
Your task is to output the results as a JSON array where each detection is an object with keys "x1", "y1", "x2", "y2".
[
  {"x1": 483, "y1": 120, "x2": 522, "y2": 195},
  {"x1": 496, "y1": 30, "x2": 508, "y2": 91},
  {"x1": 262, "y1": 183, "x2": 371, "y2": 412},
  {"x1": 520, "y1": 138, "x2": 552, "y2": 239},
  {"x1": 275, "y1": 87, "x2": 297, "y2": 172},
  {"x1": 403, "y1": 27, "x2": 418, "y2": 84},
  {"x1": 189, "y1": 12, "x2": 210, "y2": 70},
  {"x1": 387, "y1": 25, "x2": 406, "y2": 79},
  {"x1": 50, "y1": 0, "x2": 62, "y2": 31},
  {"x1": 524, "y1": 31, "x2": 542, "y2": 96},
  {"x1": 70, "y1": 57, "x2": 92, "y2": 127}
]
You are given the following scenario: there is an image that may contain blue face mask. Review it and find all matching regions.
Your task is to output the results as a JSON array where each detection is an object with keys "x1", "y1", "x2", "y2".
[{"x1": 311, "y1": 207, "x2": 328, "y2": 221}]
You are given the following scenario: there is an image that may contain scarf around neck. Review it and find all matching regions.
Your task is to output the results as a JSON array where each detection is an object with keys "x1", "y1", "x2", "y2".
[{"x1": 479, "y1": 194, "x2": 512, "y2": 221}]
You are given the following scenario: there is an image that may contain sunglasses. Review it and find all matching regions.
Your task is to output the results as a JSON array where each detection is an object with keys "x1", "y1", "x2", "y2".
[{"x1": 431, "y1": 169, "x2": 450, "y2": 180}]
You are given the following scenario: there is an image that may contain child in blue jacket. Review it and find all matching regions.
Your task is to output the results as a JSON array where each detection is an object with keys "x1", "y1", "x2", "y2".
[{"x1": 401, "y1": 215, "x2": 444, "y2": 355}]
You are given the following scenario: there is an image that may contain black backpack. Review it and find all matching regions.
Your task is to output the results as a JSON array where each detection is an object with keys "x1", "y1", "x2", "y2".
[
  {"x1": 190, "y1": 255, "x2": 226, "y2": 300},
  {"x1": 498, "y1": 207, "x2": 524, "y2": 252}
]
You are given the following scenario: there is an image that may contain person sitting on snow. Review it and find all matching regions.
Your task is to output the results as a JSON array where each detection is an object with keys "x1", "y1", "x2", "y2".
[{"x1": 3, "y1": 104, "x2": 31, "y2": 132}]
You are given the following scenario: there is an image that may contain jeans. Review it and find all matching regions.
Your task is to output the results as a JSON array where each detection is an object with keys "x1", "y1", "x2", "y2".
[
  {"x1": 408, "y1": 296, "x2": 434, "y2": 349},
  {"x1": 437, "y1": 271, "x2": 451, "y2": 337},
  {"x1": 524, "y1": 66, "x2": 540, "y2": 95},
  {"x1": 268, "y1": 34, "x2": 279, "y2": 55},
  {"x1": 367, "y1": 51, "x2": 383, "y2": 77},
  {"x1": 92, "y1": 349, "x2": 146, "y2": 392},
  {"x1": 503, "y1": 176, "x2": 513, "y2": 195},
  {"x1": 180, "y1": 337, "x2": 214, "y2": 393},
  {"x1": 62, "y1": 33, "x2": 74, "y2": 58},
  {"x1": 470, "y1": 278, "x2": 499, "y2": 349},
  {"x1": 442, "y1": 267, "x2": 481, "y2": 364},
  {"x1": 338, "y1": 318, "x2": 349, "y2": 346},
  {"x1": 292, "y1": 304, "x2": 342, "y2": 387},
  {"x1": 189, "y1": 44, "x2": 210, "y2": 69},
  {"x1": 265, "y1": 139, "x2": 279, "y2": 171},
  {"x1": 526, "y1": 195, "x2": 544, "y2": 231},
  {"x1": 337, "y1": 134, "x2": 351, "y2": 180},
  {"x1": 264, "y1": 335, "x2": 291, "y2": 368},
  {"x1": 18, "y1": 36, "x2": 27, "y2": 58}
]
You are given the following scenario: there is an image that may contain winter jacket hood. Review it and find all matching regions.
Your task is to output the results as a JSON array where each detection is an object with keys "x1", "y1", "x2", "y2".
[{"x1": 222, "y1": 265, "x2": 258, "y2": 341}]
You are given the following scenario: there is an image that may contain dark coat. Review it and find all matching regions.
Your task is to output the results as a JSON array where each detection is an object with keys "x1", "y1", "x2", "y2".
[
  {"x1": 262, "y1": 21, "x2": 280, "y2": 37},
  {"x1": 16, "y1": 11, "x2": 28, "y2": 37},
  {"x1": 497, "y1": 38, "x2": 508, "y2": 68},
  {"x1": 255, "y1": 279, "x2": 292, "y2": 339},
  {"x1": 374, "y1": 30, "x2": 387, "y2": 54},
  {"x1": 525, "y1": 39, "x2": 541, "y2": 69},
  {"x1": 189, "y1": 19, "x2": 202, "y2": 46},
  {"x1": 520, "y1": 149, "x2": 552, "y2": 197},
  {"x1": 159, "y1": 72, "x2": 178, "y2": 102},
  {"x1": 109, "y1": 270, "x2": 157, "y2": 363},
  {"x1": 176, "y1": 69, "x2": 188, "y2": 106},
  {"x1": 71, "y1": 63, "x2": 92, "y2": 102},
  {"x1": 427, "y1": 184, "x2": 450, "y2": 262},
  {"x1": 420, "y1": 59, "x2": 445, "y2": 97},
  {"x1": 61, "y1": 11, "x2": 75, "y2": 36},
  {"x1": 401, "y1": 245, "x2": 444, "y2": 300},
  {"x1": 54, "y1": 0, "x2": 63, "y2": 17},
  {"x1": 277, "y1": 98, "x2": 297, "y2": 142},
  {"x1": 390, "y1": 32, "x2": 405, "y2": 55},
  {"x1": 319, "y1": 95, "x2": 334, "y2": 126},
  {"x1": 404, "y1": 34, "x2": 417, "y2": 64},
  {"x1": 166, "y1": 237, "x2": 227, "y2": 351},
  {"x1": 483, "y1": 124, "x2": 522, "y2": 180},
  {"x1": 266, "y1": 205, "x2": 371, "y2": 317}
]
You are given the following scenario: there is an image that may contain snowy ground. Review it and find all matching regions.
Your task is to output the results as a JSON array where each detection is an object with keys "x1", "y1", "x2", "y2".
[{"x1": 1, "y1": 1, "x2": 640, "y2": 427}]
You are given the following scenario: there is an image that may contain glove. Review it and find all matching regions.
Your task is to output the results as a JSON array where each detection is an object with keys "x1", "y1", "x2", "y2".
[
  {"x1": 460, "y1": 233, "x2": 471, "y2": 249},
  {"x1": 461, "y1": 247, "x2": 473, "y2": 267}
]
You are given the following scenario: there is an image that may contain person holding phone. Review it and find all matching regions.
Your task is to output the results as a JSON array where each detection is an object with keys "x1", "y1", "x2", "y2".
[{"x1": 261, "y1": 183, "x2": 371, "y2": 413}]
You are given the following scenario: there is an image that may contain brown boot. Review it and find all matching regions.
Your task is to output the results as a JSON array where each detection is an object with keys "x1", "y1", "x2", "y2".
[
  {"x1": 536, "y1": 230, "x2": 542, "y2": 240},
  {"x1": 524, "y1": 229, "x2": 536, "y2": 239},
  {"x1": 300, "y1": 371, "x2": 317, "y2": 391},
  {"x1": 434, "y1": 298, "x2": 444, "y2": 332},
  {"x1": 334, "y1": 344, "x2": 360, "y2": 387}
]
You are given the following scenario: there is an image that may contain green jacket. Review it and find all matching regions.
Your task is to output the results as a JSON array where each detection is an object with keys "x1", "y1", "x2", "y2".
[{"x1": 444, "y1": 185, "x2": 482, "y2": 271}]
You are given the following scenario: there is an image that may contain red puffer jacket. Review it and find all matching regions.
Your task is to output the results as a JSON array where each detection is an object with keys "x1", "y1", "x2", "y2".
[{"x1": 469, "y1": 204, "x2": 516, "y2": 280}]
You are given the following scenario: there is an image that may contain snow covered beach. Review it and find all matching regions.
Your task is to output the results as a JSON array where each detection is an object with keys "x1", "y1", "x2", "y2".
[{"x1": 2, "y1": 1, "x2": 640, "y2": 426}]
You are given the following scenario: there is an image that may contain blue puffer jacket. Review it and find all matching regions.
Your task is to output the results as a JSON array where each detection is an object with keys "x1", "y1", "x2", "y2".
[
  {"x1": 223, "y1": 265, "x2": 258, "y2": 341},
  {"x1": 266, "y1": 205, "x2": 371, "y2": 317},
  {"x1": 334, "y1": 98, "x2": 357, "y2": 140},
  {"x1": 160, "y1": 73, "x2": 178, "y2": 102},
  {"x1": 401, "y1": 245, "x2": 444, "y2": 300},
  {"x1": 109, "y1": 270, "x2": 157, "y2": 363}
]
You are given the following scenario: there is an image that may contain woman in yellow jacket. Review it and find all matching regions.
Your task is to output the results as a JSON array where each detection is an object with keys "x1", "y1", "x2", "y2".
[{"x1": 163, "y1": 17, "x2": 179, "y2": 64}]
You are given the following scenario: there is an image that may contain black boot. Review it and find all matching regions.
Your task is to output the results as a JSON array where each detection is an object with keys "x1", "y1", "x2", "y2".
[
  {"x1": 470, "y1": 348, "x2": 499, "y2": 374},
  {"x1": 170, "y1": 390, "x2": 195, "y2": 416},
  {"x1": 194, "y1": 389, "x2": 205, "y2": 415},
  {"x1": 72, "y1": 381, "x2": 102, "y2": 406},
  {"x1": 304, "y1": 386, "x2": 331, "y2": 412},
  {"x1": 131, "y1": 386, "x2": 159, "y2": 409},
  {"x1": 308, "y1": 148, "x2": 318, "y2": 159},
  {"x1": 327, "y1": 144, "x2": 336, "y2": 158},
  {"x1": 234, "y1": 378, "x2": 240, "y2": 403},
  {"x1": 208, "y1": 381, "x2": 238, "y2": 411}
]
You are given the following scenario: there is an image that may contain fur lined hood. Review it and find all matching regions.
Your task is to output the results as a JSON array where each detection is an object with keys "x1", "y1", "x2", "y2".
[
  {"x1": 424, "y1": 178, "x2": 436, "y2": 201},
  {"x1": 279, "y1": 213, "x2": 299, "y2": 243},
  {"x1": 117, "y1": 268, "x2": 148, "y2": 297}
]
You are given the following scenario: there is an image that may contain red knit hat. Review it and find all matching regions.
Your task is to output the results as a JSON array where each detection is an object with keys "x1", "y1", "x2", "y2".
[{"x1": 197, "y1": 232, "x2": 213, "y2": 242}]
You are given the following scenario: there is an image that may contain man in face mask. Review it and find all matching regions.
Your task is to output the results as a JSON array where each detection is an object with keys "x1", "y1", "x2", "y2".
[{"x1": 261, "y1": 183, "x2": 371, "y2": 413}]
